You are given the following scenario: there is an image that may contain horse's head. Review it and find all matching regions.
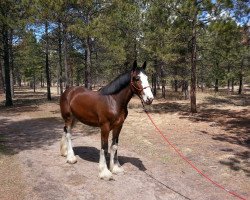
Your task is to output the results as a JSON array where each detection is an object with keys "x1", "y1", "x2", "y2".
[{"x1": 130, "y1": 61, "x2": 154, "y2": 105}]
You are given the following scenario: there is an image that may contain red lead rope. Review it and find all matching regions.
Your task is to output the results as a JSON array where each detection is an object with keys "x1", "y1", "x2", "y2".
[{"x1": 144, "y1": 110, "x2": 247, "y2": 200}]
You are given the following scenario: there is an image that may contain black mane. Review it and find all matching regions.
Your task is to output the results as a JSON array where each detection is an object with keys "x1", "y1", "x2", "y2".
[{"x1": 99, "y1": 72, "x2": 131, "y2": 95}]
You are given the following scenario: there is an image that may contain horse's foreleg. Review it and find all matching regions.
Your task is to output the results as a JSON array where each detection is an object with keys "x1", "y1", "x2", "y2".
[
  {"x1": 110, "y1": 126, "x2": 124, "y2": 174},
  {"x1": 62, "y1": 126, "x2": 77, "y2": 164},
  {"x1": 99, "y1": 124, "x2": 112, "y2": 180}
]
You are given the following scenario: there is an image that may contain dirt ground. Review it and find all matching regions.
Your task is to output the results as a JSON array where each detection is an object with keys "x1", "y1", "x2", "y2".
[{"x1": 0, "y1": 87, "x2": 249, "y2": 200}]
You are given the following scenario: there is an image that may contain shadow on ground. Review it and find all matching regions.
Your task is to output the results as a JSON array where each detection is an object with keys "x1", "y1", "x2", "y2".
[
  {"x1": 134, "y1": 93, "x2": 250, "y2": 176},
  {"x1": 74, "y1": 146, "x2": 147, "y2": 172},
  {"x1": 0, "y1": 117, "x2": 62, "y2": 155},
  {"x1": 0, "y1": 94, "x2": 60, "y2": 117},
  {"x1": 188, "y1": 108, "x2": 250, "y2": 146},
  {"x1": 139, "y1": 94, "x2": 250, "y2": 148},
  {"x1": 218, "y1": 147, "x2": 250, "y2": 177}
]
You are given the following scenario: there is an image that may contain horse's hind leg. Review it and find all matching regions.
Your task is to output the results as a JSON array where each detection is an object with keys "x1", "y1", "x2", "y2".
[
  {"x1": 60, "y1": 117, "x2": 77, "y2": 164},
  {"x1": 60, "y1": 130, "x2": 68, "y2": 157}
]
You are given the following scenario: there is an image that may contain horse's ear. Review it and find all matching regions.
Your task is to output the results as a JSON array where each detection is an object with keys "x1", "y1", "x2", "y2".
[
  {"x1": 142, "y1": 61, "x2": 147, "y2": 70},
  {"x1": 132, "y1": 60, "x2": 137, "y2": 71}
]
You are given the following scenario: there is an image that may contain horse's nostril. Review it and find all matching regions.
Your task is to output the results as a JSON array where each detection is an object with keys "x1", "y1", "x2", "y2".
[
  {"x1": 148, "y1": 97, "x2": 153, "y2": 102},
  {"x1": 146, "y1": 97, "x2": 153, "y2": 105}
]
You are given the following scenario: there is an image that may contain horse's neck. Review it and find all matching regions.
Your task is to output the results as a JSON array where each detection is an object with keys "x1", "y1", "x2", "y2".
[{"x1": 113, "y1": 85, "x2": 133, "y2": 109}]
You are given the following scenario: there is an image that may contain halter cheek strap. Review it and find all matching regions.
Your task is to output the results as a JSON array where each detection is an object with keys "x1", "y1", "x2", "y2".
[{"x1": 130, "y1": 81, "x2": 149, "y2": 109}]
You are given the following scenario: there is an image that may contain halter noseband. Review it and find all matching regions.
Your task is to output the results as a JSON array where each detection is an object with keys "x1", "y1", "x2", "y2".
[{"x1": 130, "y1": 81, "x2": 150, "y2": 92}]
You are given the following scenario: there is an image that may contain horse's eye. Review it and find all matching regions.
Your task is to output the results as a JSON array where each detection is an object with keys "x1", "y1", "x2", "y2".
[{"x1": 134, "y1": 77, "x2": 140, "y2": 81}]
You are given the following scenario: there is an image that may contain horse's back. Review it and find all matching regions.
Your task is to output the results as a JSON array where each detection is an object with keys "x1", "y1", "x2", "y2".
[{"x1": 61, "y1": 86, "x2": 89, "y2": 100}]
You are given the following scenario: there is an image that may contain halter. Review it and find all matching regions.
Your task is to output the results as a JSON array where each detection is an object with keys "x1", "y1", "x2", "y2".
[
  {"x1": 130, "y1": 81, "x2": 150, "y2": 92},
  {"x1": 130, "y1": 81, "x2": 150, "y2": 109},
  {"x1": 130, "y1": 72, "x2": 152, "y2": 108}
]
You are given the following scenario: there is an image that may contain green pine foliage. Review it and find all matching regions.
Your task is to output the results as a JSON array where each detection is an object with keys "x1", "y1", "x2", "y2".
[{"x1": 0, "y1": 0, "x2": 249, "y2": 107}]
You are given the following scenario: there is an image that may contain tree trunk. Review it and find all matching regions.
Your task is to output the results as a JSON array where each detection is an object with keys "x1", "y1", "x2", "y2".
[
  {"x1": 238, "y1": 75, "x2": 243, "y2": 94},
  {"x1": 63, "y1": 23, "x2": 70, "y2": 89},
  {"x1": 152, "y1": 74, "x2": 157, "y2": 96},
  {"x1": 238, "y1": 59, "x2": 244, "y2": 95},
  {"x1": 76, "y1": 64, "x2": 81, "y2": 86},
  {"x1": 160, "y1": 65, "x2": 166, "y2": 98},
  {"x1": 40, "y1": 73, "x2": 43, "y2": 88},
  {"x1": 0, "y1": 61, "x2": 4, "y2": 94},
  {"x1": 85, "y1": 36, "x2": 92, "y2": 90},
  {"x1": 33, "y1": 73, "x2": 36, "y2": 93},
  {"x1": 174, "y1": 80, "x2": 178, "y2": 92},
  {"x1": 190, "y1": 9, "x2": 197, "y2": 113},
  {"x1": 182, "y1": 80, "x2": 189, "y2": 100},
  {"x1": 45, "y1": 20, "x2": 52, "y2": 100},
  {"x1": 201, "y1": 64, "x2": 204, "y2": 92},
  {"x1": 58, "y1": 21, "x2": 63, "y2": 94},
  {"x1": 231, "y1": 78, "x2": 234, "y2": 93},
  {"x1": 152, "y1": 58, "x2": 158, "y2": 96},
  {"x1": 162, "y1": 81, "x2": 166, "y2": 98},
  {"x1": 238, "y1": 74, "x2": 243, "y2": 94},
  {"x1": 227, "y1": 65, "x2": 230, "y2": 94},
  {"x1": 16, "y1": 65, "x2": 21, "y2": 87},
  {"x1": 174, "y1": 67, "x2": 178, "y2": 92},
  {"x1": 201, "y1": 80, "x2": 204, "y2": 92},
  {"x1": 2, "y1": 24, "x2": 13, "y2": 106},
  {"x1": 227, "y1": 79, "x2": 230, "y2": 94},
  {"x1": 215, "y1": 78, "x2": 219, "y2": 92},
  {"x1": 9, "y1": 29, "x2": 14, "y2": 98}
]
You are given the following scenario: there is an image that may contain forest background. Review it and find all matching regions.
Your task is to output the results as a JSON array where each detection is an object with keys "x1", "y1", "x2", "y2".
[{"x1": 0, "y1": 0, "x2": 249, "y2": 113}]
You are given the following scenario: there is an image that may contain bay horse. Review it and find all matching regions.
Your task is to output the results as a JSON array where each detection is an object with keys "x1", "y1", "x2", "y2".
[{"x1": 60, "y1": 61, "x2": 154, "y2": 180}]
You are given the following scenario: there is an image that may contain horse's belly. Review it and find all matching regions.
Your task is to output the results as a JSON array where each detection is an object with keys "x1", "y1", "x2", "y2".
[
  {"x1": 68, "y1": 90, "x2": 102, "y2": 127},
  {"x1": 79, "y1": 119, "x2": 100, "y2": 127},
  {"x1": 72, "y1": 107, "x2": 100, "y2": 126}
]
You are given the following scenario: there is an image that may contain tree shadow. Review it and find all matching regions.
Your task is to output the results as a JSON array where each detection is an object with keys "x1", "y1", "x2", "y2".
[
  {"x1": 139, "y1": 94, "x2": 250, "y2": 176},
  {"x1": 141, "y1": 96, "x2": 249, "y2": 149},
  {"x1": 0, "y1": 96, "x2": 60, "y2": 116},
  {"x1": 201, "y1": 94, "x2": 250, "y2": 108},
  {"x1": 74, "y1": 146, "x2": 147, "y2": 172},
  {"x1": 131, "y1": 101, "x2": 190, "y2": 114},
  {"x1": 188, "y1": 108, "x2": 250, "y2": 148},
  {"x1": 219, "y1": 149, "x2": 250, "y2": 177},
  {"x1": 0, "y1": 117, "x2": 62, "y2": 155}
]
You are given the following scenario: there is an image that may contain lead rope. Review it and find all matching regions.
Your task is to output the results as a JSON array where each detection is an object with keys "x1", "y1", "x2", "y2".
[{"x1": 141, "y1": 104, "x2": 247, "y2": 200}]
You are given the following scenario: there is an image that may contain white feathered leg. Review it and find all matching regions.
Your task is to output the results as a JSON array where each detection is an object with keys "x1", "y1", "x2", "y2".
[
  {"x1": 110, "y1": 141, "x2": 124, "y2": 174},
  {"x1": 60, "y1": 134, "x2": 68, "y2": 157},
  {"x1": 64, "y1": 127, "x2": 77, "y2": 164},
  {"x1": 99, "y1": 149, "x2": 112, "y2": 180}
]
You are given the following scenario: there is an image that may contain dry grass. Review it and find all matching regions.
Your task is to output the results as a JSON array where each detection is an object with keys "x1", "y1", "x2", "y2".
[{"x1": 0, "y1": 86, "x2": 249, "y2": 198}]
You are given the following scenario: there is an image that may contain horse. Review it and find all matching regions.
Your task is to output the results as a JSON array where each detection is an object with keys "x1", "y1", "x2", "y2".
[{"x1": 59, "y1": 60, "x2": 154, "y2": 180}]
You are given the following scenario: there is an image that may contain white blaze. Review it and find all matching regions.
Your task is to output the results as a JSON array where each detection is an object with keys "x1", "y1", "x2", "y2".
[{"x1": 138, "y1": 72, "x2": 154, "y2": 103}]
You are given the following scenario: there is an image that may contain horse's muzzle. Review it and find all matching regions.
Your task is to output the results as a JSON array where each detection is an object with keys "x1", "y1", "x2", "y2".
[{"x1": 145, "y1": 97, "x2": 154, "y2": 105}]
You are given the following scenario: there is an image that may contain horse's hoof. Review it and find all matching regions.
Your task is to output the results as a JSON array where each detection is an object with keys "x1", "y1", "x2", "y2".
[
  {"x1": 67, "y1": 156, "x2": 77, "y2": 164},
  {"x1": 99, "y1": 168, "x2": 113, "y2": 181},
  {"x1": 111, "y1": 165, "x2": 124, "y2": 175}
]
